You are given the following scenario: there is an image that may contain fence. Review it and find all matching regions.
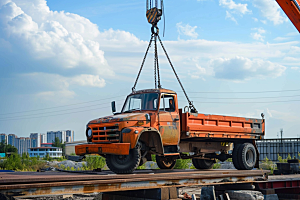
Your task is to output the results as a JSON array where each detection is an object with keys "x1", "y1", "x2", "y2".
[{"x1": 257, "y1": 138, "x2": 300, "y2": 161}]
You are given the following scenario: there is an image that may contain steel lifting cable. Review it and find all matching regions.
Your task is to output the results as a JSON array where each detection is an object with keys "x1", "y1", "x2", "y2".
[
  {"x1": 132, "y1": 34, "x2": 155, "y2": 92},
  {"x1": 154, "y1": 35, "x2": 161, "y2": 88},
  {"x1": 154, "y1": 36, "x2": 157, "y2": 89},
  {"x1": 157, "y1": 34, "x2": 198, "y2": 113}
]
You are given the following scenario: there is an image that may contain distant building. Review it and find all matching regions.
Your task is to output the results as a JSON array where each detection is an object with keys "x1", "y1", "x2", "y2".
[
  {"x1": 15, "y1": 138, "x2": 20, "y2": 152},
  {"x1": 47, "y1": 130, "x2": 74, "y2": 144},
  {"x1": 41, "y1": 143, "x2": 53, "y2": 147},
  {"x1": 30, "y1": 133, "x2": 40, "y2": 148},
  {"x1": 8, "y1": 134, "x2": 16, "y2": 146},
  {"x1": 40, "y1": 133, "x2": 46, "y2": 144},
  {"x1": 65, "y1": 140, "x2": 86, "y2": 155},
  {"x1": 18, "y1": 137, "x2": 31, "y2": 155},
  {"x1": 28, "y1": 147, "x2": 63, "y2": 158},
  {"x1": 0, "y1": 134, "x2": 7, "y2": 144},
  {"x1": 66, "y1": 130, "x2": 74, "y2": 142}
]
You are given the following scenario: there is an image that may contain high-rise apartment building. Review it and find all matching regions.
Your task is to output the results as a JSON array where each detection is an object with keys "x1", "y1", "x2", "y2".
[
  {"x1": 15, "y1": 137, "x2": 20, "y2": 152},
  {"x1": 8, "y1": 134, "x2": 16, "y2": 146},
  {"x1": 30, "y1": 133, "x2": 41, "y2": 148},
  {"x1": 0, "y1": 134, "x2": 7, "y2": 144},
  {"x1": 18, "y1": 137, "x2": 31, "y2": 155},
  {"x1": 40, "y1": 133, "x2": 46, "y2": 144},
  {"x1": 47, "y1": 130, "x2": 73, "y2": 144},
  {"x1": 66, "y1": 130, "x2": 74, "y2": 142}
]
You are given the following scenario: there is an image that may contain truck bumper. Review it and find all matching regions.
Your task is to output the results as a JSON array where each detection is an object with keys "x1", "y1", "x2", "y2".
[{"x1": 75, "y1": 143, "x2": 130, "y2": 156}]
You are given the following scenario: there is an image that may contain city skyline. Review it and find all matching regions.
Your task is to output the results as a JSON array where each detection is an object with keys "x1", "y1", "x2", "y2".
[{"x1": 0, "y1": 130, "x2": 74, "y2": 154}]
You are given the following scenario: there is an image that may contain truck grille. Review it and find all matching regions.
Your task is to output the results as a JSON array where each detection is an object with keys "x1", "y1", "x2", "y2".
[{"x1": 91, "y1": 126, "x2": 120, "y2": 143}]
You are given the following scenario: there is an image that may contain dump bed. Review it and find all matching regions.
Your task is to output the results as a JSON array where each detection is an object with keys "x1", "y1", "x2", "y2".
[{"x1": 180, "y1": 111, "x2": 265, "y2": 140}]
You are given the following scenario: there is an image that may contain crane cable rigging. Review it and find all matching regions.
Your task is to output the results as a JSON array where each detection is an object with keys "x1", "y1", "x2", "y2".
[{"x1": 132, "y1": 0, "x2": 198, "y2": 113}]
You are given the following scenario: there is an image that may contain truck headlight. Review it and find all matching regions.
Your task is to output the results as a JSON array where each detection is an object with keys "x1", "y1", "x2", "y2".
[{"x1": 87, "y1": 128, "x2": 92, "y2": 138}]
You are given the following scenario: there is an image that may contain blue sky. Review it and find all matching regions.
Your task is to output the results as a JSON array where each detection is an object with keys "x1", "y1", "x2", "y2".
[{"x1": 0, "y1": 0, "x2": 300, "y2": 141}]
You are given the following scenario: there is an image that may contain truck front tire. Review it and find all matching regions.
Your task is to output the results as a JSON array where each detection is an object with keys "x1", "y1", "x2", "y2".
[
  {"x1": 106, "y1": 148, "x2": 141, "y2": 174},
  {"x1": 156, "y1": 155, "x2": 176, "y2": 169},
  {"x1": 192, "y1": 159, "x2": 214, "y2": 169}
]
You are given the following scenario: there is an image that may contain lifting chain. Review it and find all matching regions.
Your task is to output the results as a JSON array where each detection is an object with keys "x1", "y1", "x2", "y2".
[
  {"x1": 154, "y1": 34, "x2": 161, "y2": 88},
  {"x1": 154, "y1": 36, "x2": 157, "y2": 89},
  {"x1": 132, "y1": 34, "x2": 154, "y2": 92},
  {"x1": 157, "y1": 35, "x2": 198, "y2": 113},
  {"x1": 132, "y1": 16, "x2": 198, "y2": 112}
]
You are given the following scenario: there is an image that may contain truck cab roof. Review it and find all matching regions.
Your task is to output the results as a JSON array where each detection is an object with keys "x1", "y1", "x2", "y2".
[{"x1": 131, "y1": 88, "x2": 177, "y2": 95}]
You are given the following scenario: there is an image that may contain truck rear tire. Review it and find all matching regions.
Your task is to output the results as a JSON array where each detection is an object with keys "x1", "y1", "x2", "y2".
[
  {"x1": 234, "y1": 143, "x2": 256, "y2": 170},
  {"x1": 156, "y1": 155, "x2": 176, "y2": 169},
  {"x1": 192, "y1": 159, "x2": 214, "y2": 169},
  {"x1": 232, "y1": 143, "x2": 242, "y2": 170},
  {"x1": 106, "y1": 148, "x2": 141, "y2": 174}
]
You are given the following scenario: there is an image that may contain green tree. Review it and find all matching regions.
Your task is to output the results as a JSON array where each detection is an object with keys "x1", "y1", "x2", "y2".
[
  {"x1": 52, "y1": 137, "x2": 65, "y2": 156},
  {"x1": 0, "y1": 141, "x2": 17, "y2": 153},
  {"x1": 52, "y1": 137, "x2": 62, "y2": 148}
]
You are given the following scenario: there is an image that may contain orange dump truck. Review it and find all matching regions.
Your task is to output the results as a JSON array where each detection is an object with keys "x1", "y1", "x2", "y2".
[{"x1": 75, "y1": 88, "x2": 265, "y2": 174}]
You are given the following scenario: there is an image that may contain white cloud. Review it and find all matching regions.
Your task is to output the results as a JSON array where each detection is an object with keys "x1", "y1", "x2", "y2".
[
  {"x1": 251, "y1": 28, "x2": 266, "y2": 41},
  {"x1": 209, "y1": 56, "x2": 286, "y2": 81},
  {"x1": 36, "y1": 90, "x2": 76, "y2": 100},
  {"x1": 291, "y1": 67, "x2": 299, "y2": 70},
  {"x1": 176, "y1": 22, "x2": 199, "y2": 39},
  {"x1": 71, "y1": 74, "x2": 106, "y2": 88},
  {"x1": 274, "y1": 37, "x2": 289, "y2": 41},
  {"x1": 0, "y1": 0, "x2": 126, "y2": 99},
  {"x1": 219, "y1": 0, "x2": 251, "y2": 15},
  {"x1": 0, "y1": 0, "x2": 113, "y2": 82},
  {"x1": 226, "y1": 11, "x2": 238, "y2": 24},
  {"x1": 253, "y1": 0, "x2": 287, "y2": 25}
]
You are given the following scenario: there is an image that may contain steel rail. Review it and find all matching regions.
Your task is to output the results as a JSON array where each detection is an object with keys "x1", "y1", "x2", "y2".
[
  {"x1": 0, "y1": 169, "x2": 266, "y2": 184},
  {"x1": 0, "y1": 170, "x2": 268, "y2": 198}
]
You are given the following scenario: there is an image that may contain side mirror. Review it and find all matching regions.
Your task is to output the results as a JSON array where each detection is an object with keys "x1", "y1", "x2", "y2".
[{"x1": 111, "y1": 101, "x2": 116, "y2": 113}]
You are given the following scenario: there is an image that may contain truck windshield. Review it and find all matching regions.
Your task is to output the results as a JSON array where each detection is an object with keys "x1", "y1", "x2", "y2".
[{"x1": 122, "y1": 93, "x2": 159, "y2": 113}]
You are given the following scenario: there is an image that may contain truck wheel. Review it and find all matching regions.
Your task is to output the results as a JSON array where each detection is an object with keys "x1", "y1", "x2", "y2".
[
  {"x1": 232, "y1": 143, "x2": 242, "y2": 170},
  {"x1": 156, "y1": 155, "x2": 176, "y2": 169},
  {"x1": 238, "y1": 143, "x2": 257, "y2": 170},
  {"x1": 192, "y1": 159, "x2": 214, "y2": 169},
  {"x1": 106, "y1": 148, "x2": 141, "y2": 174}
]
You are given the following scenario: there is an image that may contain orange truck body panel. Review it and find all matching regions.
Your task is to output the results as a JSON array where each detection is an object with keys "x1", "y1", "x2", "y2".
[
  {"x1": 277, "y1": 0, "x2": 300, "y2": 33},
  {"x1": 180, "y1": 112, "x2": 265, "y2": 140}
]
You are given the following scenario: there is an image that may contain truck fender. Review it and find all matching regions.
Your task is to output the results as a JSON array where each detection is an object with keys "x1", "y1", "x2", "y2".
[
  {"x1": 136, "y1": 128, "x2": 164, "y2": 155},
  {"x1": 121, "y1": 127, "x2": 164, "y2": 155}
]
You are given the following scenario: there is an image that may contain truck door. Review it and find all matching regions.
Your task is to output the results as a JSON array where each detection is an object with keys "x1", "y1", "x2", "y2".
[{"x1": 158, "y1": 94, "x2": 180, "y2": 146}]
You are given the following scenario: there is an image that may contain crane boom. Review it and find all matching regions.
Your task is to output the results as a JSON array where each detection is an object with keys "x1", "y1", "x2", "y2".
[{"x1": 276, "y1": 0, "x2": 300, "y2": 33}]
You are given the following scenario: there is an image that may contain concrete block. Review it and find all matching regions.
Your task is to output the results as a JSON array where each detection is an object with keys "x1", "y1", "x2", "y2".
[
  {"x1": 260, "y1": 189, "x2": 275, "y2": 195},
  {"x1": 169, "y1": 187, "x2": 178, "y2": 199},
  {"x1": 264, "y1": 194, "x2": 279, "y2": 200},
  {"x1": 226, "y1": 190, "x2": 264, "y2": 200},
  {"x1": 200, "y1": 186, "x2": 216, "y2": 200}
]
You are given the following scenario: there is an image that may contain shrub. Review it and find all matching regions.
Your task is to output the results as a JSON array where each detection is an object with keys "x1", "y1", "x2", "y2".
[
  {"x1": 0, "y1": 153, "x2": 46, "y2": 171},
  {"x1": 84, "y1": 155, "x2": 106, "y2": 170},
  {"x1": 174, "y1": 159, "x2": 190, "y2": 169},
  {"x1": 213, "y1": 163, "x2": 221, "y2": 169},
  {"x1": 261, "y1": 157, "x2": 275, "y2": 174}
]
